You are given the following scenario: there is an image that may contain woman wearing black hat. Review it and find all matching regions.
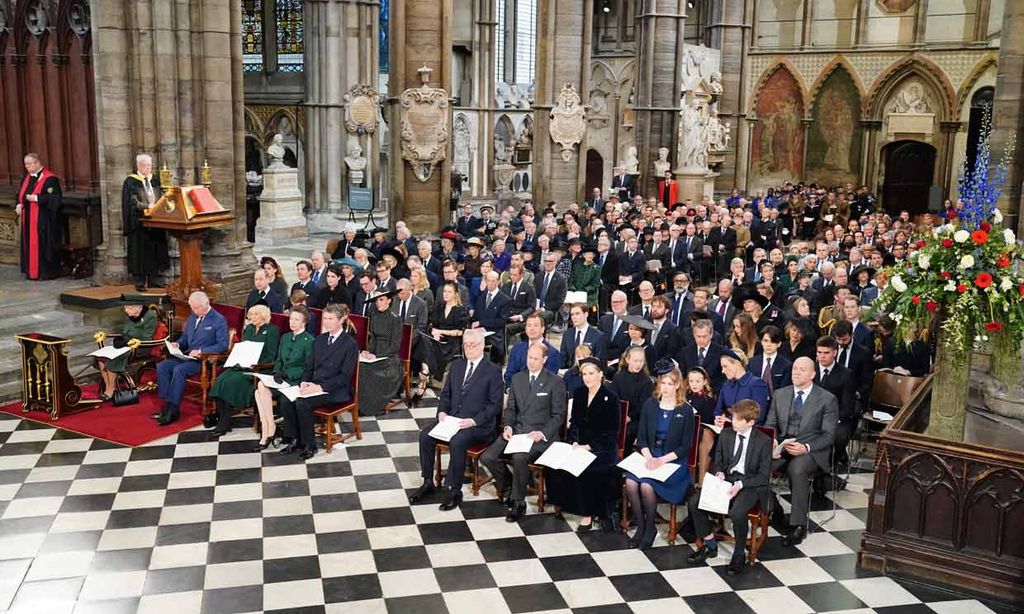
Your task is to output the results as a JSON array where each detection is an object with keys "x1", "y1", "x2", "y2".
[
  {"x1": 359, "y1": 288, "x2": 404, "y2": 416},
  {"x1": 546, "y1": 357, "x2": 622, "y2": 533},
  {"x1": 94, "y1": 295, "x2": 160, "y2": 401}
]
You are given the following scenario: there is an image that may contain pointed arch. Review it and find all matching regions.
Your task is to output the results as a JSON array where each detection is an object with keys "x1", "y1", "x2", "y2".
[
  {"x1": 13, "y1": 0, "x2": 52, "y2": 53},
  {"x1": 867, "y1": 54, "x2": 956, "y2": 121},
  {"x1": 749, "y1": 59, "x2": 809, "y2": 117},
  {"x1": 956, "y1": 54, "x2": 999, "y2": 117},
  {"x1": 808, "y1": 55, "x2": 867, "y2": 114}
]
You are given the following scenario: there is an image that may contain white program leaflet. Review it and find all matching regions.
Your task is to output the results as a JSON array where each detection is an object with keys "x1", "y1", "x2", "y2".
[
  {"x1": 503, "y1": 434, "x2": 534, "y2": 454},
  {"x1": 165, "y1": 340, "x2": 196, "y2": 360},
  {"x1": 224, "y1": 341, "x2": 264, "y2": 368},
  {"x1": 617, "y1": 451, "x2": 681, "y2": 482},
  {"x1": 428, "y1": 416, "x2": 462, "y2": 442},
  {"x1": 697, "y1": 472, "x2": 732, "y2": 514},
  {"x1": 89, "y1": 345, "x2": 131, "y2": 360},
  {"x1": 534, "y1": 442, "x2": 596, "y2": 477},
  {"x1": 278, "y1": 385, "x2": 327, "y2": 402}
]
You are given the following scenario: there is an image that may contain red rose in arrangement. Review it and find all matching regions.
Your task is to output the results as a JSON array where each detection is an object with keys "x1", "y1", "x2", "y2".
[
  {"x1": 942, "y1": 239, "x2": 954, "y2": 248},
  {"x1": 948, "y1": 210, "x2": 958, "y2": 219},
  {"x1": 957, "y1": 283, "x2": 968, "y2": 293},
  {"x1": 911, "y1": 295, "x2": 921, "y2": 305},
  {"x1": 980, "y1": 222, "x2": 992, "y2": 232},
  {"x1": 926, "y1": 300, "x2": 938, "y2": 312},
  {"x1": 975, "y1": 272, "x2": 993, "y2": 289},
  {"x1": 997, "y1": 254, "x2": 1011, "y2": 268},
  {"x1": 971, "y1": 230, "x2": 989, "y2": 245},
  {"x1": 940, "y1": 272, "x2": 951, "y2": 279},
  {"x1": 1020, "y1": 282, "x2": 1024, "y2": 296},
  {"x1": 984, "y1": 322, "x2": 1004, "y2": 332},
  {"x1": 915, "y1": 241, "x2": 926, "y2": 249}
]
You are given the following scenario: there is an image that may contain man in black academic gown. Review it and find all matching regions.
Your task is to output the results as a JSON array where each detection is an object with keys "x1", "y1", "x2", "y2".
[
  {"x1": 121, "y1": 153, "x2": 169, "y2": 291},
  {"x1": 16, "y1": 153, "x2": 62, "y2": 281}
]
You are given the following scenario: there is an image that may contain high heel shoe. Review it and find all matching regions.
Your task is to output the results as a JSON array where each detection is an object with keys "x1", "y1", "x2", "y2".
[{"x1": 252, "y1": 440, "x2": 271, "y2": 452}]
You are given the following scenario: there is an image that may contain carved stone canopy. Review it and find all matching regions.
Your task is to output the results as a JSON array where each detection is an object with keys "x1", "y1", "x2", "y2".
[
  {"x1": 549, "y1": 83, "x2": 586, "y2": 163},
  {"x1": 400, "y1": 67, "x2": 450, "y2": 182},
  {"x1": 344, "y1": 84, "x2": 380, "y2": 135}
]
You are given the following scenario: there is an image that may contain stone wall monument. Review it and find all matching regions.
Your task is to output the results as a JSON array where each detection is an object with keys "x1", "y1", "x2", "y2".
[{"x1": 256, "y1": 135, "x2": 309, "y2": 246}]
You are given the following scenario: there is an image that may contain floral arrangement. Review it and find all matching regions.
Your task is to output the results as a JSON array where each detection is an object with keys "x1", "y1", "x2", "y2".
[{"x1": 875, "y1": 114, "x2": 1024, "y2": 371}]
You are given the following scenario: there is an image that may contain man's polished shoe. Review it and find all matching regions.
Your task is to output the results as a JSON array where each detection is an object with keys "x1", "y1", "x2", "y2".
[
  {"x1": 782, "y1": 524, "x2": 807, "y2": 547},
  {"x1": 687, "y1": 544, "x2": 719, "y2": 565},
  {"x1": 279, "y1": 442, "x2": 300, "y2": 455},
  {"x1": 208, "y1": 428, "x2": 231, "y2": 440},
  {"x1": 158, "y1": 414, "x2": 178, "y2": 426},
  {"x1": 726, "y1": 555, "x2": 746, "y2": 576},
  {"x1": 495, "y1": 490, "x2": 512, "y2": 507},
  {"x1": 150, "y1": 411, "x2": 165, "y2": 420},
  {"x1": 298, "y1": 447, "x2": 316, "y2": 461},
  {"x1": 408, "y1": 482, "x2": 436, "y2": 504},
  {"x1": 439, "y1": 488, "x2": 463, "y2": 511},
  {"x1": 505, "y1": 502, "x2": 526, "y2": 523}
]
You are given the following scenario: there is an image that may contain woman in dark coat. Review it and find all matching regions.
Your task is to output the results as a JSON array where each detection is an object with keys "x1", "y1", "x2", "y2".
[
  {"x1": 546, "y1": 357, "x2": 622, "y2": 532},
  {"x1": 714, "y1": 348, "x2": 770, "y2": 424},
  {"x1": 610, "y1": 346, "x2": 652, "y2": 455},
  {"x1": 623, "y1": 366, "x2": 695, "y2": 549},
  {"x1": 313, "y1": 266, "x2": 353, "y2": 309},
  {"x1": 209, "y1": 304, "x2": 280, "y2": 437},
  {"x1": 780, "y1": 319, "x2": 816, "y2": 363},
  {"x1": 426, "y1": 282, "x2": 471, "y2": 376},
  {"x1": 358, "y1": 289, "x2": 405, "y2": 416},
  {"x1": 252, "y1": 306, "x2": 315, "y2": 450},
  {"x1": 261, "y1": 256, "x2": 289, "y2": 299}
]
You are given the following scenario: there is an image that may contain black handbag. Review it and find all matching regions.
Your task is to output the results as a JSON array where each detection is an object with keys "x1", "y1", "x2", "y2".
[{"x1": 112, "y1": 377, "x2": 139, "y2": 407}]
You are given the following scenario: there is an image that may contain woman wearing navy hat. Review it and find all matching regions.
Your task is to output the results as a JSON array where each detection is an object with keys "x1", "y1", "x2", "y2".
[{"x1": 713, "y1": 348, "x2": 770, "y2": 425}]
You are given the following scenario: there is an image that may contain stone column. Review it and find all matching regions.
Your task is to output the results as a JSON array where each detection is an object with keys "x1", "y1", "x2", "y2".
[
  {"x1": 633, "y1": 0, "x2": 688, "y2": 199},
  {"x1": 991, "y1": 0, "x2": 1024, "y2": 233},
  {"x1": 709, "y1": 0, "x2": 753, "y2": 192},
  {"x1": 388, "y1": 0, "x2": 454, "y2": 233},
  {"x1": 533, "y1": 0, "x2": 592, "y2": 206},
  {"x1": 304, "y1": 0, "x2": 380, "y2": 233},
  {"x1": 861, "y1": 120, "x2": 883, "y2": 190},
  {"x1": 91, "y1": 0, "x2": 255, "y2": 298}
]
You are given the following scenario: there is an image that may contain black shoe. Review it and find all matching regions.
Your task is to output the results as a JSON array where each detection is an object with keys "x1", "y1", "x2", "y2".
[
  {"x1": 505, "y1": 502, "x2": 526, "y2": 523},
  {"x1": 726, "y1": 556, "x2": 746, "y2": 576},
  {"x1": 252, "y1": 440, "x2": 272, "y2": 452},
  {"x1": 208, "y1": 428, "x2": 231, "y2": 440},
  {"x1": 782, "y1": 524, "x2": 807, "y2": 547},
  {"x1": 576, "y1": 520, "x2": 594, "y2": 533},
  {"x1": 158, "y1": 413, "x2": 179, "y2": 426},
  {"x1": 439, "y1": 488, "x2": 462, "y2": 511},
  {"x1": 495, "y1": 489, "x2": 513, "y2": 507},
  {"x1": 298, "y1": 447, "x2": 316, "y2": 461},
  {"x1": 150, "y1": 411, "x2": 165, "y2": 420},
  {"x1": 279, "y1": 442, "x2": 300, "y2": 455},
  {"x1": 408, "y1": 482, "x2": 436, "y2": 504},
  {"x1": 687, "y1": 544, "x2": 719, "y2": 565}
]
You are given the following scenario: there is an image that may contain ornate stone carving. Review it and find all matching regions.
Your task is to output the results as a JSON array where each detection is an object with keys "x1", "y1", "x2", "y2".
[
  {"x1": 708, "y1": 103, "x2": 731, "y2": 152},
  {"x1": 496, "y1": 82, "x2": 532, "y2": 109},
  {"x1": 452, "y1": 113, "x2": 474, "y2": 185},
  {"x1": 652, "y1": 147, "x2": 671, "y2": 177},
  {"x1": 549, "y1": 84, "x2": 586, "y2": 163},
  {"x1": 681, "y1": 44, "x2": 722, "y2": 93},
  {"x1": 345, "y1": 143, "x2": 367, "y2": 187},
  {"x1": 400, "y1": 65, "x2": 450, "y2": 182},
  {"x1": 266, "y1": 134, "x2": 286, "y2": 170},
  {"x1": 344, "y1": 84, "x2": 380, "y2": 135},
  {"x1": 890, "y1": 80, "x2": 932, "y2": 114},
  {"x1": 624, "y1": 146, "x2": 639, "y2": 175},
  {"x1": 24, "y1": 0, "x2": 46, "y2": 36}
]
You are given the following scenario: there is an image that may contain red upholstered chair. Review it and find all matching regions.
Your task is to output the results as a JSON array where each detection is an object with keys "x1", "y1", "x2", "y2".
[
  {"x1": 347, "y1": 313, "x2": 369, "y2": 350},
  {"x1": 269, "y1": 312, "x2": 290, "y2": 336},
  {"x1": 434, "y1": 412, "x2": 501, "y2": 496},
  {"x1": 313, "y1": 361, "x2": 361, "y2": 452}
]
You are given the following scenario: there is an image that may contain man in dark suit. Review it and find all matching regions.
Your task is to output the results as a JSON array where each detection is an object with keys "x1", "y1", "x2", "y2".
[
  {"x1": 598, "y1": 290, "x2": 632, "y2": 362},
  {"x1": 418, "y1": 240, "x2": 443, "y2": 279},
  {"x1": 482, "y1": 344, "x2": 567, "y2": 521},
  {"x1": 534, "y1": 254, "x2": 568, "y2": 327},
  {"x1": 643, "y1": 228, "x2": 670, "y2": 269},
  {"x1": 560, "y1": 303, "x2": 607, "y2": 368},
  {"x1": 707, "y1": 217, "x2": 737, "y2": 280},
  {"x1": 277, "y1": 304, "x2": 358, "y2": 460},
  {"x1": 687, "y1": 399, "x2": 772, "y2": 575},
  {"x1": 648, "y1": 295, "x2": 682, "y2": 362},
  {"x1": 596, "y1": 236, "x2": 620, "y2": 313},
  {"x1": 410, "y1": 329, "x2": 504, "y2": 510},
  {"x1": 291, "y1": 260, "x2": 321, "y2": 307},
  {"x1": 155, "y1": 291, "x2": 230, "y2": 425},
  {"x1": 501, "y1": 265, "x2": 537, "y2": 347},
  {"x1": 619, "y1": 237, "x2": 647, "y2": 292},
  {"x1": 505, "y1": 313, "x2": 561, "y2": 385},
  {"x1": 456, "y1": 203, "x2": 482, "y2": 236},
  {"x1": 815, "y1": 333, "x2": 857, "y2": 468},
  {"x1": 309, "y1": 251, "x2": 330, "y2": 288},
  {"x1": 473, "y1": 271, "x2": 512, "y2": 363},
  {"x1": 840, "y1": 296, "x2": 875, "y2": 352},
  {"x1": 677, "y1": 318, "x2": 726, "y2": 392},
  {"x1": 684, "y1": 287, "x2": 725, "y2": 340},
  {"x1": 681, "y1": 223, "x2": 704, "y2": 282},
  {"x1": 708, "y1": 279, "x2": 738, "y2": 330},
  {"x1": 352, "y1": 273, "x2": 378, "y2": 318},
  {"x1": 665, "y1": 272, "x2": 695, "y2": 327},
  {"x1": 765, "y1": 357, "x2": 838, "y2": 546},
  {"x1": 610, "y1": 166, "x2": 634, "y2": 202},
  {"x1": 393, "y1": 278, "x2": 429, "y2": 333},
  {"x1": 244, "y1": 268, "x2": 286, "y2": 313}
]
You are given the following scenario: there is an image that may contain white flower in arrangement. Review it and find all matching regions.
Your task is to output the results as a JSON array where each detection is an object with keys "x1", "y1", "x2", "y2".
[
  {"x1": 959, "y1": 254, "x2": 975, "y2": 269},
  {"x1": 1000, "y1": 278, "x2": 1013, "y2": 292},
  {"x1": 1004, "y1": 229, "x2": 1016, "y2": 245},
  {"x1": 954, "y1": 230, "x2": 970, "y2": 243},
  {"x1": 994, "y1": 209, "x2": 1003, "y2": 224},
  {"x1": 891, "y1": 275, "x2": 908, "y2": 292},
  {"x1": 944, "y1": 281, "x2": 957, "y2": 292},
  {"x1": 890, "y1": 312, "x2": 904, "y2": 324},
  {"x1": 917, "y1": 253, "x2": 931, "y2": 270}
]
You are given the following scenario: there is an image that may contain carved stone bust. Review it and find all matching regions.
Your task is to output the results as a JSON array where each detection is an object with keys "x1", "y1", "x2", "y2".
[
  {"x1": 624, "y1": 146, "x2": 640, "y2": 175},
  {"x1": 653, "y1": 147, "x2": 671, "y2": 176},
  {"x1": 345, "y1": 143, "x2": 367, "y2": 186},
  {"x1": 266, "y1": 134, "x2": 286, "y2": 170}
]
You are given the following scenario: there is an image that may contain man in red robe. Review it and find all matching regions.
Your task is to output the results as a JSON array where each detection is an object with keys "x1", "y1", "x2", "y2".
[
  {"x1": 16, "y1": 153, "x2": 62, "y2": 281},
  {"x1": 658, "y1": 170, "x2": 679, "y2": 210}
]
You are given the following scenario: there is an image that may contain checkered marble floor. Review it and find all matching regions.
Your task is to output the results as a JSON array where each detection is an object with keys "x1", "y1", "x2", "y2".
[{"x1": 0, "y1": 394, "x2": 1015, "y2": 614}]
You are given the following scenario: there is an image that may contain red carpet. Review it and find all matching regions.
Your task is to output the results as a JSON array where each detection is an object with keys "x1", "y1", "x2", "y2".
[{"x1": 0, "y1": 381, "x2": 205, "y2": 447}]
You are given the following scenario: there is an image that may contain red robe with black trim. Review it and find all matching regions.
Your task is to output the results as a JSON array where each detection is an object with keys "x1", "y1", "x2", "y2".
[
  {"x1": 18, "y1": 168, "x2": 62, "y2": 280},
  {"x1": 658, "y1": 179, "x2": 679, "y2": 209}
]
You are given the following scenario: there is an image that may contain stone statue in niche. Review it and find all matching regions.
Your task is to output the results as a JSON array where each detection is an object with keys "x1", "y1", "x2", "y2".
[
  {"x1": 624, "y1": 146, "x2": 640, "y2": 175},
  {"x1": 345, "y1": 143, "x2": 367, "y2": 186},
  {"x1": 708, "y1": 71, "x2": 724, "y2": 96},
  {"x1": 677, "y1": 92, "x2": 709, "y2": 171},
  {"x1": 890, "y1": 82, "x2": 931, "y2": 114},
  {"x1": 266, "y1": 134, "x2": 286, "y2": 170},
  {"x1": 549, "y1": 84, "x2": 586, "y2": 163},
  {"x1": 493, "y1": 133, "x2": 512, "y2": 165},
  {"x1": 653, "y1": 147, "x2": 671, "y2": 177},
  {"x1": 453, "y1": 114, "x2": 473, "y2": 182},
  {"x1": 708, "y1": 104, "x2": 731, "y2": 151}
]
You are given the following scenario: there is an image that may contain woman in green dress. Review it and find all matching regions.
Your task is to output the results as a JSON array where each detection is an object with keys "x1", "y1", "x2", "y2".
[
  {"x1": 209, "y1": 304, "x2": 280, "y2": 438},
  {"x1": 570, "y1": 243, "x2": 602, "y2": 309},
  {"x1": 253, "y1": 306, "x2": 315, "y2": 451},
  {"x1": 96, "y1": 295, "x2": 158, "y2": 401}
]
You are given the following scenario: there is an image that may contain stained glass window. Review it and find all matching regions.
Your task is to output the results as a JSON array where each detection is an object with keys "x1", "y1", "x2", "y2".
[
  {"x1": 276, "y1": 0, "x2": 304, "y2": 73},
  {"x1": 380, "y1": 0, "x2": 389, "y2": 73},
  {"x1": 242, "y1": 0, "x2": 264, "y2": 73},
  {"x1": 513, "y1": 0, "x2": 536, "y2": 85}
]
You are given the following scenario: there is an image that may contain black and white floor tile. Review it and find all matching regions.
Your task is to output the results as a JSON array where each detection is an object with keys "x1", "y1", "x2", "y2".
[{"x1": 0, "y1": 395, "x2": 1015, "y2": 614}]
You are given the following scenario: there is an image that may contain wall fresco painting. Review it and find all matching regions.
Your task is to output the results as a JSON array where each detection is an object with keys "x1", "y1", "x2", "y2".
[
  {"x1": 807, "y1": 66, "x2": 862, "y2": 185},
  {"x1": 752, "y1": 67, "x2": 805, "y2": 186}
]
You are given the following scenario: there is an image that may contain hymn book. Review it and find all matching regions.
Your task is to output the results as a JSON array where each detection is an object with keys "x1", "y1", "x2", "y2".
[{"x1": 534, "y1": 442, "x2": 596, "y2": 477}]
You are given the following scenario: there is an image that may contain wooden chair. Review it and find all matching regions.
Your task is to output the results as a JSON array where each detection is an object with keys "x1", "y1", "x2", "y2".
[
  {"x1": 659, "y1": 413, "x2": 701, "y2": 545},
  {"x1": 384, "y1": 323, "x2": 413, "y2": 414},
  {"x1": 313, "y1": 361, "x2": 361, "y2": 452},
  {"x1": 185, "y1": 303, "x2": 241, "y2": 418},
  {"x1": 434, "y1": 412, "x2": 501, "y2": 496},
  {"x1": 527, "y1": 401, "x2": 576, "y2": 512},
  {"x1": 348, "y1": 313, "x2": 369, "y2": 350}
]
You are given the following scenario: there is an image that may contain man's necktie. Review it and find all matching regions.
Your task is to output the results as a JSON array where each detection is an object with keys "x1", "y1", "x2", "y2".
[
  {"x1": 576, "y1": 329, "x2": 582, "y2": 348},
  {"x1": 793, "y1": 390, "x2": 805, "y2": 413},
  {"x1": 838, "y1": 347, "x2": 847, "y2": 367},
  {"x1": 698, "y1": 347, "x2": 706, "y2": 366},
  {"x1": 822, "y1": 367, "x2": 830, "y2": 381},
  {"x1": 730, "y1": 434, "x2": 745, "y2": 470},
  {"x1": 652, "y1": 324, "x2": 660, "y2": 345},
  {"x1": 600, "y1": 253, "x2": 606, "y2": 267},
  {"x1": 511, "y1": 283, "x2": 518, "y2": 299},
  {"x1": 463, "y1": 361, "x2": 475, "y2": 386},
  {"x1": 612, "y1": 317, "x2": 620, "y2": 337},
  {"x1": 485, "y1": 292, "x2": 493, "y2": 309},
  {"x1": 669, "y1": 241, "x2": 676, "y2": 266},
  {"x1": 643, "y1": 305, "x2": 650, "y2": 320},
  {"x1": 400, "y1": 301, "x2": 407, "y2": 321},
  {"x1": 718, "y1": 301, "x2": 727, "y2": 317},
  {"x1": 541, "y1": 274, "x2": 551, "y2": 306},
  {"x1": 529, "y1": 374, "x2": 536, "y2": 389},
  {"x1": 194, "y1": 316, "x2": 203, "y2": 330},
  {"x1": 259, "y1": 290, "x2": 266, "y2": 299},
  {"x1": 328, "y1": 335, "x2": 336, "y2": 345},
  {"x1": 362, "y1": 301, "x2": 369, "y2": 316},
  {"x1": 762, "y1": 358, "x2": 773, "y2": 392}
]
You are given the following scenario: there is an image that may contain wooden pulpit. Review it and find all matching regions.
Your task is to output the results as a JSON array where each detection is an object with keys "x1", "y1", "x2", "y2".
[
  {"x1": 17, "y1": 332, "x2": 99, "y2": 419},
  {"x1": 142, "y1": 184, "x2": 235, "y2": 319}
]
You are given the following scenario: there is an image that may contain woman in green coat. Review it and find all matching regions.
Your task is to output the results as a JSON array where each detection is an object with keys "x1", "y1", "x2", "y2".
[
  {"x1": 252, "y1": 306, "x2": 315, "y2": 451},
  {"x1": 570, "y1": 243, "x2": 602, "y2": 308},
  {"x1": 209, "y1": 304, "x2": 280, "y2": 438},
  {"x1": 96, "y1": 296, "x2": 158, "y2": 400}
]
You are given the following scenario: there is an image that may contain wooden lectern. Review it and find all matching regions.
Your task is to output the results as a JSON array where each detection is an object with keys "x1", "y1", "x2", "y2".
[
  {"x1": 17, "y1": 332, "x2": 100, "y2": 419},
  {"x1": 142, "y1": 167, "x2": 235, "y2": 320}
]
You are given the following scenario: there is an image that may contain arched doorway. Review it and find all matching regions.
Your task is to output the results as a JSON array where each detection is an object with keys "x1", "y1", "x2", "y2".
[
  {"x1": 881, "y1": 140, "x2": 936, "y2": 215},
  {"x1": 585, "y1": 149, "x2": 604, "y2": 199}
]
